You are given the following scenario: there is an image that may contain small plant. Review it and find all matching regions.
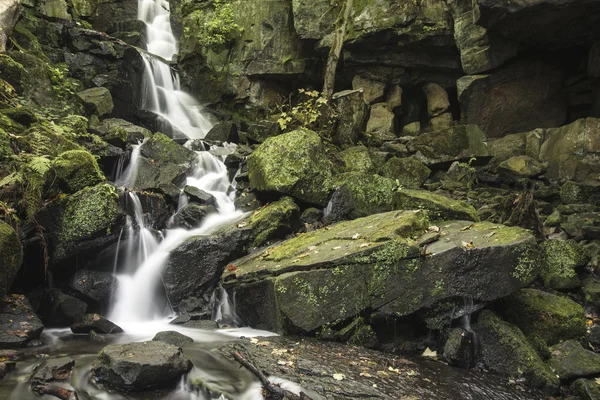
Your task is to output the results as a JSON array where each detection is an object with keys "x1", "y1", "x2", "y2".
[
  {"x1": 277, "y1": 89, "x2": 335, "y2": 135},
  {"x1": 185, "y1": 0, "x2": 242, "y2": 49}
]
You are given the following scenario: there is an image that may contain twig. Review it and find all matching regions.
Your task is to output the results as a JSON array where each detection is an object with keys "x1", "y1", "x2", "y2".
[
  {"x1": 231, "y1": 351, "x2": 313, "y2": 400},
  {"x1": 31, "y1": 383, "x2": 79, "y2": 400}
]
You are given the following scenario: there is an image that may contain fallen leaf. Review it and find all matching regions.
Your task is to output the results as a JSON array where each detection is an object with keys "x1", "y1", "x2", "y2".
[
  {"x1": 332, "y1": 246, "x2": 341, "y2": 250},
  {"x1": 406, "y1": 369, "x2": 418, "y2": 376},
  {"x1": 388, "y1": 366, "x2": 400, "y2": 374},
  {"x1": 359, "y1": 372, "x2": 372, "y2": 377},
  {"x1": 428, "y1": 226, "x2": 440, "y2": 232},
  {"x1": 298, "y1": 253, "x2": 310, "y2": 258},
  {"x1": 332, "y1": 373, "x2": 345, "y2": 381},
  {"x1": 352, "y1": 233, "x2": 360, "y2": 240},
  {"x1": 484, "y1": 232, "x2": 496, "y2": 238},
  {"x1": 460, "y1": 224, "x2": 474, "y2": 231},
  {"x1": 461, "y1": 241, "x2": 475, "y2": 249},
  {"x1": 226, "y1": 264, "x2": 239, "y2": 272},
  {"x1": 237, "y1": 222, "x2": 248, "y2": 228},
  {"x1": 422, "y1": 348, "x2": 437, "y2": 358},
  {"x1": 359, "y1": 243, "x2": 370, "y2": 248},
  {"x1": 250, "y1": 338, "x2": 259, "y2": 344},
  {"x1": 376, "y1": 370, "x2": 390, "y2": 377}
]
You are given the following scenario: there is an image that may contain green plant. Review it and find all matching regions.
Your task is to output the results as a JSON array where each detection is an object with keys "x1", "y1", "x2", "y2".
[
  {"x1": 185, "y1": 0, "x2": 242, "y2": 49},
  {"x1": 277, "y1": 89, "x2": 335, "y2": 134},
  {"x1": 47, "y1": 63, "x2": 79, "y2": 100}
]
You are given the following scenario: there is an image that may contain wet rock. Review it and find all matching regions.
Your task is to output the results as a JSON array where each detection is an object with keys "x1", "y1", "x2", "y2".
[
  {"x1": 67, "y1": 269, "x2": 117, "y2": 311},
  {"x1": 172, "y1": 204, "x2": 217, "y2": 229},
  {"x1": 224, "y1": 210, "x2": 537, "y2": 334},
  {"x1": 39, "y1": 0, "x2": 71, "y2": 20},
  {"x1": 245, "y1": 121, "x2": 280, "y2": 144},
  {"x1": 540, "y1": 239, "x2": 589, "y2": 289},
  {"x1": 71, "y1": 314, "x2": 123, "y2": 334},
  {"x1": 549, "y1": 340, "x2": 600, "y2": 380},
  {"x1": 497, "y1": 156, "x2": 545, "y2": 182},
  {"x1": 340, "y1": 146, "x2": 375, "y2": 174},
  {"x1": 38, "y1": 289, "x2": 87, "y2": 327},
  {"x1": 495, "y1": 289, "x2": 586, "y2": 346},
  {"x1": 457, "y1": 60, "x2": 566, "y2": 139},
  {"x1": 393, "y1": 189, "x2": 479, "y2": 221},
  {"x1": 0, "y1": 0, "x2": 20, "y2": 52},
  {"x1": 539, "y1": 118, "x2": 600, "y2": 182},
  {"x1": 183, "y1": 186, "x2": 218, "y2": 208},
  {"x1": 443, "y1": 328, "x2": 476, "y2": 368},
  {"x1": 380, "y1": 157, "x2": 431, "y2": 189},
  {"x1": 30, "y1": 357, "x2": 75, "y2": 383},
  {"x1": 152, "y1": 331, "x2": 193, "y2": 347},
  {"x1": 93, "y1": 118, "x2": 151, "y2": 144},
  {"x1": 571, "y1": 378, "x2": 600, "y2": 400},
  {"x1": 429, "y1": 112, "x2": 453, "y2": 131},
  {"x1": 365, "y1": 103, "x2": 395, "y2": 144},
  {"x1": 78, "y1": 87, "x2": 114, "y2": 117},
  {"x1": 0, "y1": 349, "x2": 24, "y2": 361},
  {"x1": 331, "y1": 89, "x2": 369, "y2": 147},
  {"x1": 408, "y1": 125, "x2": 490, "y2": 167},
  {"x1": 0, "y1": 361, "x2": 15, "y2": 381},
  {"x1": 0, "y1": 295, "x2": 44, "y2": 348},
  {"x1": 0, "y1": 221, "x2": 22, "y2": 298},
  {"x1": 247, "y1": 128, "x2": 334, "y2": 206},
  {"x1": 92, "y1": 341, "x2": 192, "y2": 391},
  {"x1": 475, "y1": 310, "x2": 559, "y2": 394},
  {"x1": 51, "y1": 150, "x2": 105, "y2": 194},
  {"x1": 246, "y1": 197, "x2": 301, "y2": 248},
  {"x1": 182, "y1": 320, "x2": 219, "y2": 330},
  {"x1": 204, "y1": 121, "x2": 238, "y2": 143},
  {"x1": 351, "y1": 76, "x2": 385, "y2": 105}
]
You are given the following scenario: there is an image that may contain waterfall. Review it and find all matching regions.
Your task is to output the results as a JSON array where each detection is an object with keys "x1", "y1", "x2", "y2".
[{"x1": 108, "y1": 0, "x2": 244, "y2": 325}]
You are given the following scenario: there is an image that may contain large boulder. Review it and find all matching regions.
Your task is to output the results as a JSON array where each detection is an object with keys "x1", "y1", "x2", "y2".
[
  {"x1": 92, "y1": 341, "x2": 192, "y2": 391},
  {"x1": 548, "y1": 340, "x2": 600, "y2": 380},
  {"x1": 0, "y1": 295, "x2": 44, "y2": 348},
  {"x1": 246, "y1": 196, "x2": 301, "y2": 248},
  {"x1": 247, "y1": 128, "x2": 334, "y2": 206},
  {"x1": 78, "y1": 87, "x2": 114, "y2": 117},
  {"x1": 51, "y1": 150, "x2": 105, "y2": 193},
  {"x1": 67, "y1": 269, "x2": 117, "y2": 312},
  {"x1": 393, "y1": 189, "x2": 479, "y2": 221},
  {"x1": 380, "y1": 157, "x2": 431, "y2": 189},
  {"x1": 540, "y1": 239, "x2": 590, "y2": 289},
  {"x1": 539, "y1": 118, "x2": 600, "y2": 182},
  {"x1": 475, "y1": 310, "x2": 559, "y2": 394},
  {"x1": 0, "y1": 221, "x2": 22, "y2": 298},
  {"x1": 457, "y1": 61, "x2": 566, "y2": 139},
  {"x1": 71, "y1": 314, "x2": 123, "y2": 334},
  {"x1": 223, "y1": 210, "x2": 538, "y2": 334},
  {"x1": 152, "y1": 331, "x2": 193, "y2": 347},
  {"x1": 495, "y1": 289, "x2": 586, "y2": 346},
  {"x1": 407, "y1": 125, "x2": 490, "y2": 167},
  {"x1": 38, "y1": 289, "x2": 88, "y2": 327}
]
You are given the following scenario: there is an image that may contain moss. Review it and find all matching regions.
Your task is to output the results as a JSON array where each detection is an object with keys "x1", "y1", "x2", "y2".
[
  {"x1": 51, "y1": 150, "x2": 105, "y2": 193},
  {"x1": 540, "y1": 239, "x2": 589, "y2": 289},
  {"x1": 583, "y1": 277, "x2": 600, "y2": 308},
  {"x1": 0, "y1": 55, "x2": 26, "y2": 87},
  {"x1": 380, "y1": 157, "x2": 431, "y2": 189},
  {"x1": 141, "y1": 132, "x2": 196, "y2": 165},
  {"x1": 22, "y1": 156, "x2": 52, "y2": 220},
  {"x1": 330, "y1": 172, "x2": 397, "y2": 218},
  {"x1": 393, "y1": 188, "x2": 479, "y2": 222},
  {"x1": 248, "y1": 196, "x2": 300, "y2": 247},
  {"x1": 59, "y1": 115, "x2": 88, "y2": 136},
  {"x1": 340, "y1": 146, "x2": 375, "y2": 174},
  {"x1": 17, "y1": 122, "x2": 83, "y2": 157},
  {"x1": 496, "y1": 288, "x2": 586, "y2": 346},
  {"x1": 0, "y1": 113, "x2": 25, "y2": 136},
  {"x1": 0, "y1": 220, "x2": 23, "y2": 297}
]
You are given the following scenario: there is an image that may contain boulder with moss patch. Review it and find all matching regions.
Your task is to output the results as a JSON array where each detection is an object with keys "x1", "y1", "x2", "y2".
[
  {"x1": 51, "y1": 150, "x2": 105, "y2": 193},
  {"x1": 248, "y1": 129, "x2": 334, "y2": 207},
  {"x1": 380, "y1": 157, "x2": 431, "y2": 189},
  {"x1": 475, "y1": 310, "x2": 558, "y2": 394},
  {"x1": 0, "y1": 221, "x2": 22, "y2": 298},
  {"x1": 247, "y1": 197, "x2": 301, "y2": 248},
  {"x1": 540, "y1": 239, "x2": 590, "y2": 290},
  {"x1": 78, "y1": 87, "x2": 114, "y2": 117},
  {"x1": 340, "y1": 146, "x2": 375, "y2": 174},
  {"x1": 393, "y1": 189, "x2": 479, "y2": 221},
  {"x1": 549, "y1": 340, "x2": 600, "y2": 380},
  {"x1": 495, "y1": 289, "x2": 586, "y2": 346},
  {"x1": 223, "y1": 211, "x2": 537, "y2": 334}
]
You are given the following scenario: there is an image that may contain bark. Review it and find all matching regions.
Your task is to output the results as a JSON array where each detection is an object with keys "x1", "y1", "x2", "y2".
[{"x1": 322, "y1": 0, "x2": 353, "y2": 100}]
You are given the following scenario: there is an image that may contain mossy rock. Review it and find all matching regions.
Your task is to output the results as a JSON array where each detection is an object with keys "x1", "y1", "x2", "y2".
[
  {"x1": 59, "y1": 115, "x2": 89, "y2": 136},
  {"x1": 583, "y1": 277, "x2": 600, "y2": 308},
  {"x1": 17, "y1": 122, "x2": 83, "y2": 157},
  {"x1": 78, "y1": 87, "x2": 113, "y2": 117},
  {"x1": 247, "y1": 196, "x2": 301, "y2": 248},
  {"x1": 340, "y1": 146, "x2": 375, "y2": 174},
  {"x1": 392, "y1": 189, "x2": 479, "y2": 221},
  {"x1": 571, "y1": 378, "x2": 600, "y2": 400},
  {"x1": 496, "y1": 288, "x2": 586, "y2": 346},
  {"x1": 248, "y1": 128, "x2": 334, "y2": 206},
  {"x1": 140, "y1": 133, "x2": 196, "y2": 165},
  {"x1": 549, "y1": 340, "x2": 600, "y2": 380},
  {"x1": 475, "y1": 310, "x2": 559, "y2": 395},
  {"x1": 0, "y1": 113, "x2": 25, "y2": 136},
  {"x1": 540, "y1": 239, "x2": 590, "y2": 290},
  {"x1": 380, "y1": 157, "x2": 431, "y2": 189},
  {"x1": 560, "y1": 181, "x2": 600, "y2": 206},
  {"x1": 0, "y1": 54, "x2": 26, "y2": 89},
  {"x1": 497, "y1": 155, "x2": 544, "y2": 182},
  {"x1": 0, "y1": 79, "x2": 18, "y2": 108},
  {"x1": 0, "y1": 221, "x2": 22, "y2": 298},
  {"x1": 51, "y1": 150, "x2": 105, "y2": 193}
]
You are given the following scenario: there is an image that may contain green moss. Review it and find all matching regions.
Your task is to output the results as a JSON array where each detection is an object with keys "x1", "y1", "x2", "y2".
[
  {"x1": 330, "y1": 172, "x2": 397, "y2": 218},
  {"x1": 380, "y1": 157, "x2": 431, "y2": 189},
  {"x1": 23, "y1": 156, "x2": 52, "y2": 220},
  {"x1": 340, "y1": 146, "x2": 375, "y2": 174},
  {"x1": 51, "y1": 150, "x2": 105, "y2": 193},
  {"x1": 18, "y1": 122, "x2": 83, "y2": 157},
  {"x1": 393, "y1": 188, "x2": 479, "y2": 222},
  {"x1": 540, "y1": 239, "x2": 589, "y2": 289},
  {"x1": 247, "y1": 196, "x2": 300, "y2": 247},
  {"x1": 0, "y1": 220, "x2": 23, "y2": 297},
  {"x1": 0, "y1": 55, "x2": 26, "y2": 86}
]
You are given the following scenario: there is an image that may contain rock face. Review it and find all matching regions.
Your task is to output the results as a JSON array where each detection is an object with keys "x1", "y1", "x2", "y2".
[
  {"x1": 67, "y1": 269, "x2": 117, "y2": 312},
  {"x1": 0, "y1": 295, "x2": 44, "y2": 348},
  {"x1": 223, "y1": 210, "x2": 537, "y2": 333},
  {"x1": 30, "y1": 357, "x2": 75, "y2": 383},
  {"x1": 92, "y1": 341, "x2": 192, "y2": 391},
  {"x1": 0, "y1": 221, "x2": 22, "y2": 298},
  {"x1": 38, "y1": 289, "x2": 88, "y2": 327},
  {"x1": 247, "y1": 129, "x2": 334, "y2": 206},
  {"x1": 0, "y1": 0, "x2": 21, "y2": 52},
  {"x1": 549, "y1": 340, "x2": 600, "y2": 380}
]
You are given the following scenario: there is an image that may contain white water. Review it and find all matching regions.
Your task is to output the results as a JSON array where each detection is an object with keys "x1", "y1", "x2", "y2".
[{"x1": 114, "y1": 139, "x2": 145, "y2": 187}]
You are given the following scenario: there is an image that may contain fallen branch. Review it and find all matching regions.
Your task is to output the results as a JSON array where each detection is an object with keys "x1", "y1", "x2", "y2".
[
  {"x1": 31, "y1": 383, "x2": 79, "y2": 400},
  {"x1": 231, "y1": 351, "x2": 313, "y2": 400}
]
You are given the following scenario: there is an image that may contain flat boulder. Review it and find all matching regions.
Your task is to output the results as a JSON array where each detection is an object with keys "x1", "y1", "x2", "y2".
[
  {"x1": 71, "y1": 314, "x2": 123, "y2": 334},
  {"x1": 393, "y1": 189, "x2": 479, "y2": 221},
  {"x1": 549, "y1": 340, "x2": 600, "y2": 380},
  {"x1": 78, "y1": 87, "x2": 114, "y2": 117},
  {"x1": 152, "y1": 331, "x2": 193, "y2": 347},
  {"x1": 92, "y1": 341, "x2": 192, "y2": 391},
  {"x1": 0, "y1": 295, "x2": 44, "y2": 348},
  {"x1": 30, "y1": 357, "x2": 75, "y2": 383},
  {"x1": 223, "y1": 210, "x2": 537, "y2": 334}
]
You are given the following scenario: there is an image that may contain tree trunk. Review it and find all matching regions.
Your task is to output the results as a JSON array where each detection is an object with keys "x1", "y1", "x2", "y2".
[{"x1": 322, "y1": 0, "x2": 353, "y2": 100}]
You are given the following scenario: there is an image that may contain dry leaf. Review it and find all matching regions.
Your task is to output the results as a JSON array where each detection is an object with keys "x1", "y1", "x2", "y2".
[
  {"x1": 428, "y1": 226, "x2": 440, "y2": 232},
  {"x1": 351, "y1": 233, "x2": 360, "y2": 240},
  {"x1": 460, "y1": 224, "x2": 474, "y2": 231},
  {"x1": 388, "y1": 366, "x2": 400, "y2": 374},
  {"x1": 461, "y1": 241, "x2": 475, "y2": 249},
  {"x1": 332, "y1": 373, "x2": 345, "y2": 381},
  {"x1": 422, "y1": 348, "x2": 437, "y2": 358},
  {"x1": 332, "y1": 246, "x2": 341, "y2": 250},
  {"x1": 237, "y1": 222, "x2": 248, "y2": 228},
  {"x1": 226, "y1": 264, "x2": 239, "y2": 272},
  {"x1": 298, "y1": 253, "x2": 310, "y2": 258},
  {"x1": 359, "y1": 243, "x2": 370, "y2": 248},
  {"x1": 359, "y1": 372, "x2": 372, "y2": 377}
]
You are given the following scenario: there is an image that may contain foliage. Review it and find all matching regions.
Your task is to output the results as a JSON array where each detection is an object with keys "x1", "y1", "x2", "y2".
[
  {"x1": 47, "y1": 63, "x2": 80, "y2": 101},
  {"x1": 23, "y1": 156, "x2": 51, "y2": 220},
  {"x1": 185, "y1": 0, "x2": 242, "y2": 50},
  {"x1": 277, "y1": 89, "x2": 336, "y2": 137}
]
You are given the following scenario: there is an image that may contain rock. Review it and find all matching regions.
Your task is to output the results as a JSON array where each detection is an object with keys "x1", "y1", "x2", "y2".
[
  {"x1": 457, "y1": 61, "x2": 566, "y2": 139},
  {"x1": 495, "y1": 289, "x2": 586, "y2": 346},
  {"x1": 583, "y1": 277, "x2": 600, "y2": 308},
  {"x1": 182, "y1": 320, "x2": 219, "y2": 330},
  {"x1": 92, "y1": 341, "x2": 192, "y2": 391},
  {"x1": 246, "y1": 197, "x2": 300, "y2": 247},
  {"x1": 330, "y1": 89, "x2": 369, "y2": 147},
  {"x1": 393, "y1": 189, "x2": 479, "y2": 221},
  {"x1": 0, "y1": 221, "x2": 22, "y2": 298},
  {"x1": 152, "y1": 331, "x2": 193, "y2": 347},
  {"x1": 539, "y1": 118, "x2": 600, "y2": 182},
  {"x1": 0, "y1": 361, "x2": 15, "y2": 380},
  {"x1": 30, "y1": 357, "x2": 75, "y2": 383},
  {"x1": 560, "y1": 181, "x2": 600, "y2": 205},
  {"x1": 549, "y1": 340, "x2": 600, "y2": 380},
  {"x1": 429, "y1": 112, "x2": 453, "y2": 131},
  {"x1": 365, "y1": 103, "x2": 395, "y2": 144},
  {"x1": 67, "y1": 269, "x2": 117, "y2": 311},
  {"x1": 247, "y1": 128, "x2": 334, "y2": 206},
  {"x1": 0, "y1": 295, "x2": 44, "y2": 348},
  {"x1": 422, "y1": 83, "x2": 449, "y2": 117},
  {"x1": 71, "y1": 314, "x2": 123, "y2": 334},
  {"x1": 540, "y1": 239, "x2": 590, "y2": 290},
  {"x1": 402, "y1": 121, "x2": 421, "y2": 135},
  {"x1": 408, "y1": 125, "x2": 490, "y2": 167},
  {"x1": 38, "y1": 289, "x2": 88, "y2": 327},
  {"x1": 172, "y1": 204, "x2": 217, "y2": 229},
  {"x1": 51, "y1": 150, "x2": 105, "y2": 194},
  {"x1": 0, "y1": 0, "x2": 20, "y2": 52},
  {"x1": 183, "y1": 186, "x2": 217, "y2": 208},
  {"x1": 245, "y1": 121, "x2": 280, "y2": 144},
  {"x1": 224, "y1": 211, "x2": 537, "y2": 334},
  {"x1": 39, "y1": 0, "x2": 71, "y2": 20},
  {"x1": 380, "y1": 158, "x2": 431, "y2": 189},
  {"x1": 475, "y1": 310, "x2": 559, "y2": 394},
  {"x1": 497, "y1": 156, "x2": 545, "y2": 182},
  {"x1": 351, "y1": 76, "x2": 385, "y2": 105},
  {"x1": 443, "y1": 328, "x2": 476, "y2": 368},
  {"x1": 72, "y1": 0, "x2": 98, "y2": 17},
  {"x1": 204, "y1": 121, "x2": 238, "y2": 143},
  {"x1": 78, "y1": 87, "x2": 114, "y2": 117},
  {"x1": 340, "y1": 146, "x2": 375, "y2": 174},
  {"x1": 571, "y1": 378, "x2": 600, "y2": 400},
  {"x1": 94, "y1": 118, "x2": 151, "y2": 144}
]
